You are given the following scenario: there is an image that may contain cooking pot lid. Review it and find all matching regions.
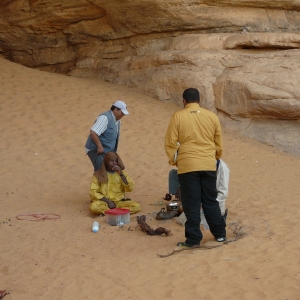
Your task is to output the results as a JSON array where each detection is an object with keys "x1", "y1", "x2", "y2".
[{"x1": 167, "y1": 201, "x2": 181, "y2": 206}]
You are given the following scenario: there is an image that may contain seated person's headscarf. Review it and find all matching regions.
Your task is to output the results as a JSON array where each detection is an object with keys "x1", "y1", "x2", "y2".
[{"x1": 93, "y1": 152, "x2": 125, "y2": 183}]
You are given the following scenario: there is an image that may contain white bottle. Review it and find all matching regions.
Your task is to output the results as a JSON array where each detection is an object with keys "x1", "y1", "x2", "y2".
[{"x1": 92, "y1": 221, "x2": 100, "y2": 233}]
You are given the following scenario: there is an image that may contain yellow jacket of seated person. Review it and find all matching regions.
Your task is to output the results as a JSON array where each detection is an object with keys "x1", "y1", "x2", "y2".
[{"x1": 90, "y1": 171, "x2": 134, "y2": 203}]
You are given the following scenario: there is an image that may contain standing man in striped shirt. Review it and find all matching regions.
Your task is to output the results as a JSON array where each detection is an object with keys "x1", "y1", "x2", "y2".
[
  {"x1": 165, "y1": 88, "x2": 226, "y2": 250},
  {"x1": 85, "y1": 100, "x2": 129, "y2": 172}
]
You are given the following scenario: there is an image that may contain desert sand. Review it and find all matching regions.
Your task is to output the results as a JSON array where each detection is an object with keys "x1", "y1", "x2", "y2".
[{"x1": 1, "y1": 57, "x2": 300, "y2": 300}]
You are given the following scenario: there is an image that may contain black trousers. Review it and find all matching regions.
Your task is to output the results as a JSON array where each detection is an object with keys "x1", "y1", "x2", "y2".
[
  {"x1": 87, "y1": 151, "x2": 104, "y2": 172},
  {"x1": 178, "y1": 171, "x2": 226, "y2": 246}
]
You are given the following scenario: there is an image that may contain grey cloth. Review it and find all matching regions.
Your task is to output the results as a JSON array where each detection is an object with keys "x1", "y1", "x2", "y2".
[{"x1": 168, "y1": 169, "x2": 180, "y2": 194}]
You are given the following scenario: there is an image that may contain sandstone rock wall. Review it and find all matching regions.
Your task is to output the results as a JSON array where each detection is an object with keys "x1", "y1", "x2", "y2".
[{"x1": 0, "y1": 0, "x2": 299, "y2": 156}]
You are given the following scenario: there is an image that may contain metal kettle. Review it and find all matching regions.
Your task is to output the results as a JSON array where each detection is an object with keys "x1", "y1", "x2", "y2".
[{"x1": 166, "y1": 200, "x2": 183, "y2": 214}]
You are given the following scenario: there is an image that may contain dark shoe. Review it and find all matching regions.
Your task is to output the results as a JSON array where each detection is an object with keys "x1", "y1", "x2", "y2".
[
  {"x1": 162, "y1": 193, "x2": 173, "y2": 201},
  {"x1": 176, "y1": 242, "x2": 200, "y2": 250},
  {"x1": 155, "y1": 208, "x2": 179, "y2": 220}
]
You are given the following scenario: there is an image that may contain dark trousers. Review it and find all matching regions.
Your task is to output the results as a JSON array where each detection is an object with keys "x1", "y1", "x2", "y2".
[
  {"x1": 178, "y1": 171, "x2": 226, "y2": 246},
  {"x1": 87, "y1": 151, "x2": 104, "y2": 172}
]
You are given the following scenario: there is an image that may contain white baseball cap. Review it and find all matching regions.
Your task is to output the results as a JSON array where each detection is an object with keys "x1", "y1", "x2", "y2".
[{"x1": 113, "y1": 100, "x2": 129, "y2": 115}]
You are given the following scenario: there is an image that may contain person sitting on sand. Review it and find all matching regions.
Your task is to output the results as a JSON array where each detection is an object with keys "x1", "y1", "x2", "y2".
[
  {"x1": 163, "y1": 159, "x2": 230, "y2": 224},
  {"x1": 89, "y1": 152, "x2": 140, "y2": 215}
]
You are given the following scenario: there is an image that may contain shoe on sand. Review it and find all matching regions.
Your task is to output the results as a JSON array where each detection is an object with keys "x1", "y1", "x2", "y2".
[
  {"x1": 216, "y1": 237, "x2": 226, "y2": 242},
  {"x1": 175, "y1": 242, "x2": 200, "y2": 250},
  {"x1": 155, "y1": 208, "x2": 179, "y2": 220}
]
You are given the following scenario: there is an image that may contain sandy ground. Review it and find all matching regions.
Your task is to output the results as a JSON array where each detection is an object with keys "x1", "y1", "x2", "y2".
[{"x1": 1, "y1": 57, "x2": 300, "y2": 300}]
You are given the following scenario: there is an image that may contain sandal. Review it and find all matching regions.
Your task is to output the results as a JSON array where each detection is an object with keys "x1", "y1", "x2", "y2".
[{"x1": 155, "y1": 208, "x2": 179, "y2": 220}]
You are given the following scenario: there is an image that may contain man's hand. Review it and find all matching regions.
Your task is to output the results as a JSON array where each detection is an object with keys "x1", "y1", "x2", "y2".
[
  {"x1": 113, "y1": 166, "x2": 128, "y2": 184},
  {"x1": 107, "y1": 200, "x2": 116, "y2": 209},
  {"x1": 101, "y1": 197, "x2": 116, "y2": 209},
  {"x1": 112, "y1": 165, "x2": 121, "y2": 175},
  {"x1": 90, "y1": 130, "x2": 105, "y2": 154},
  {"x1": 97, "y1": 145, "x2": 105, "y2": 155}
]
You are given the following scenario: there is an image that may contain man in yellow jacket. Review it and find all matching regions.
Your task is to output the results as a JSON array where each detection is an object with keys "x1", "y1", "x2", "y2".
[
  {"x1": 165, "y1": 88, "x2": 226, "y2": 250},
  {"x1": 89, "y1": 152, "x2": 140, "y2": 215}
]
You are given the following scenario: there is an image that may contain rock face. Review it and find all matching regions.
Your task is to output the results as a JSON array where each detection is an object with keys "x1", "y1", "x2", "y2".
[{"x1": 0, "y1": 0, "x2": 299, "y2": 156}]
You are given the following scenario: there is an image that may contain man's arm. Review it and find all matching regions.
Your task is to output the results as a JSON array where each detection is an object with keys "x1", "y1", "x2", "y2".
[
  {"x1": 113, "y1": 165, "x2": 128, "y2": 185},
  {"x1": 165, "y1": 114, "x2": 180, "y2": 166},
  {"x1": 214, "y1": 118, "x2": 223, "y2": 160},
  {"x1": 90, "y1": 130, "x2": 105, "y2": 154},
  {"x1": 100, "y1": 197, "x2": 116, "y2": 209},
  {"x1": 114, "y1": 167, "x2": 134, "y2": 192},
  {"x1": 90, "y1": 115, "x2": 108, "y2": 154},
  {"x1": 121, "y1": 171, "x2": 134, "y2": 192},
  {"x1": 119, "y1": 172, "x2": 128, "y2": 185}
]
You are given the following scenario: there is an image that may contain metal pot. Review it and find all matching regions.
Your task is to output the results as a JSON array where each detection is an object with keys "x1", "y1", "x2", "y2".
[{"x1": 166, "y1": 200, "x2": 183, "y2": 214}]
